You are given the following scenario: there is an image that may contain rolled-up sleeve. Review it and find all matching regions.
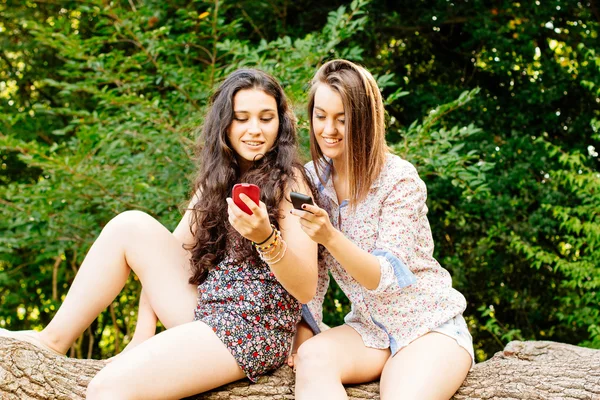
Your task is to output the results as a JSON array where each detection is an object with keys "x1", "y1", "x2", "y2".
[{"x1": 365, "y1": 165, "x2": 426, "y2": 294}]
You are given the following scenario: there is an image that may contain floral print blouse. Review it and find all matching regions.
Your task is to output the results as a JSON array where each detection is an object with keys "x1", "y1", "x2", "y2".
[{"x1": 302, "y1": 154, "x2": 468, "y2": 355}]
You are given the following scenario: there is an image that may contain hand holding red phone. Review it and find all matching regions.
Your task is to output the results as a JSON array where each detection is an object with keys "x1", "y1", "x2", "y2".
[
  {"x1": 232, "y1": 183, "x2": 260, "y2": 215},
  {"x1": 227, "y1": 183, "x2": 272, "y2": 243}
]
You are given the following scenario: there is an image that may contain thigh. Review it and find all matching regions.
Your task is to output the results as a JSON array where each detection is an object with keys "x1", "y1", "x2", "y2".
[
  {"x1": 379, "y1": 332, "x2": 472, "y2": 400},
  {"x1": 297, "y1": 324, "x2": 390, "y2": 384},
  {"x1": 117, "y1": 211, "x2": 198, "y2": 328},
  {"x1": 89, "y1": 320, "x2": 245, "y2": 400}
]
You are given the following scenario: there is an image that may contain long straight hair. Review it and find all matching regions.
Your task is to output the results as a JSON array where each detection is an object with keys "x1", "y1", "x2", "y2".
[
  {"x1": 188, "y1": 69, "x2": 308, "y2": 285},
  {"x1": 308, "y1": 59, "x2": 388, "y2": 207}
]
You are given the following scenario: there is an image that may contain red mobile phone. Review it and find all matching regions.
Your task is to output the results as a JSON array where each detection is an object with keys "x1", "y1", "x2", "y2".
[{"x1": 232, "y1": 183, "x2": 260, "y2": 215}]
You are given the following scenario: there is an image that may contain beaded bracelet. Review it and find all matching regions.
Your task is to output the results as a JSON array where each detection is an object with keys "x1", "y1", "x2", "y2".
[
  {"x1": 254, "y1": 229, "x2": 281, "y2": 252},
  {"x1": 253, "y1": 224, "x2": 275, "y2": 246},
  {"x1": 258, "y1": 237, "x2": 282, "y2": 260},
  {"x1": 259, "y1": 238, "x2": 281, "y2": 257},
  {"x1": 258, "y1": 239, "x2": 287, "y2": 264},
  {"x1": 260, "y1": 241, "x2": 283, "y2": 262},
  {"x1": 265, "y1": 240, "x2": 288, "y2": 265}
]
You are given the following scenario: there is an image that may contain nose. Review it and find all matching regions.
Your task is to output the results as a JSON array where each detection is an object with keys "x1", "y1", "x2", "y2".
[
  {"x1": 323, "y1": 118, "x2": 336, "y2": 136},
  {"x1": 248, "y1": 118, "x2": 262, "y2": 135}
]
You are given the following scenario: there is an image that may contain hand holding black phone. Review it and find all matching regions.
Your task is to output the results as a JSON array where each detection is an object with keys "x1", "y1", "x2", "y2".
[{"x1": 290, "y1": 192, "x2": 314, "y2": 213}]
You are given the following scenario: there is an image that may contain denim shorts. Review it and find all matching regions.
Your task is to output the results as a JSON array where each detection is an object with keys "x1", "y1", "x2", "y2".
[{"x1": 425, "y1": 314, "x2": 475, "y2": 368}]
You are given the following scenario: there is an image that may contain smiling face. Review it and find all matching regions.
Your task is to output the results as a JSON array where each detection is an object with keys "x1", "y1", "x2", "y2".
[
  {"x1": 227, "y1": 88, "x2": 280, "y2": 172},
  {"x1": 312, "y1": 84, "x2": 346, "y2": 164}
]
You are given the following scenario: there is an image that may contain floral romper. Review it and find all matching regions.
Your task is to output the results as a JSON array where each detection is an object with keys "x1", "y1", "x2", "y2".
[{"x1": 194, "y1": 237, "x2": 301, "y2": 382}]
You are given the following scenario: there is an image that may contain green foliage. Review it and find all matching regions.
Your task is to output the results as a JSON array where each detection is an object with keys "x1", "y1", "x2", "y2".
[
  {"x1": 0, "y1": 0, "x2": 391, "y2": 358},
  {"x1": 1, "y1": 0, "x2": 598, "y2": 362},
  {"x1": 353, "y1": 0, "x2": 599, "y2": 359}
]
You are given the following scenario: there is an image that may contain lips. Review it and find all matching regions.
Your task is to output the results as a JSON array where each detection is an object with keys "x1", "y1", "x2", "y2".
[
  {"x1": 242, "y1": 140, "x2": 265, "y2": 147},
  {"x1": 322, "y1": 137, "x2": 342, "y2": 144}
]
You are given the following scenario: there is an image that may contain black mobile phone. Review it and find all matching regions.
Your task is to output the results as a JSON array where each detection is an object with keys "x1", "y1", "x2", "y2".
[{"x1": 290, "y1": 191, "x2": 314, "y2": 211}]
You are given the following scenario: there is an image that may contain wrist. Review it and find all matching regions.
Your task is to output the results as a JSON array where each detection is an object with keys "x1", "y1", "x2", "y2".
[
  {"x1": 252, "y1": 224, "x2": 275, "y2": 245},
  {"x1": 251, "y1": 224, "x2": 276, "y2": 247},
  {"x1": 322, "y1": 227, "x2": 340, "y2": 248}
]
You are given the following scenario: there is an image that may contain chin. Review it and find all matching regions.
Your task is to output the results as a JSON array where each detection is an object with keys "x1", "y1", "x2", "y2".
[
  {"x1": 321, "y1": 149, "x2": 341, "y2": 160},
  {"x1": 244, "y1": 153, "x2": 265, "y2": 163}
]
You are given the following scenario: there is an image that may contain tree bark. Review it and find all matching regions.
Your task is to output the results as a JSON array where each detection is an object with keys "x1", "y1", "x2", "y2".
[{"x1": 0, "y1": 339, "x2": 598, "y2": 399}]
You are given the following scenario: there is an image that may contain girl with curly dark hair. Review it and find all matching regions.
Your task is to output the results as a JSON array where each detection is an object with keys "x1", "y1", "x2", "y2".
[{"x1": 1, "y1": 69, "x2": 318, "y2": 399}]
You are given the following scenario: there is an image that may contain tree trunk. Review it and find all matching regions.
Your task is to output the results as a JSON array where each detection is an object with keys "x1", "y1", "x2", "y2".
[{"x1": 0, "y1": 339, "x2": 598, "y2": 399}]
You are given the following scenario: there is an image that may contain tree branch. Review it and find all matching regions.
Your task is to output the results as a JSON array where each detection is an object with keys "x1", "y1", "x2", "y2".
[{"x1": 0, "y1": 340, "x2": 598, "y2": 399}]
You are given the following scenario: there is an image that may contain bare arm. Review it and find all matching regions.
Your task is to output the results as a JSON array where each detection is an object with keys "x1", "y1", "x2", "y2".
[
  {"x1": 172, "y1": 189, "x2": 202, "y2": 247},
  {"x1": 228, "y1": 174, "x2": 318, "y2": 304},
  {"x1": 267, "y1": 178, "x2": 319, "y2": 304},
  {"x1": 294, "y1": 165, "x2": 422, "y2": 292},
  {"x1": 292, "y1": 204, "x2": 381, "y2": 290}
]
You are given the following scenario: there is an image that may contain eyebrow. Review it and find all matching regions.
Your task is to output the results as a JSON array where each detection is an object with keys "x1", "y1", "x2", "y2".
[
  {"x1": 314, "y1": 106, "x2": 344, "y2": 116},
  {"x1": 233, "y1": 109, "x2": 277, "y2": 113}
]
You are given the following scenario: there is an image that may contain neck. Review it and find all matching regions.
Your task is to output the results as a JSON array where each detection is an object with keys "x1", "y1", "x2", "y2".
[
  {"x1": 330, "y1": 162, "x2": 349, "y2": 204},
  {"x1": 331, "y1": 159, "x2": 347, "y2": 182},
  {"x1": 238, "y1": 159, "x2": 252, "y2": 176}
]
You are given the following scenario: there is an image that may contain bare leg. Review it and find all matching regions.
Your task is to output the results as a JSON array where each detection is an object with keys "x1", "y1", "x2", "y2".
[
  {"x1": 86, "y1": 321, "x2": 245, "y2": 400},
  {"x1": 35, "y1": 210, "x2": 197, "y2": 354},
  {"x1": 294, "y1": 325, "x2": 390, "y2": 400},
  {"x1": 120, "y1": 289, "x2": 158, "y2": 354},
  {"x1": 287, "y1": 320, "x2": 313, "y2": 369},
  {"x1": 379, "y1": 332, "x2": 472, "y2": 400}
]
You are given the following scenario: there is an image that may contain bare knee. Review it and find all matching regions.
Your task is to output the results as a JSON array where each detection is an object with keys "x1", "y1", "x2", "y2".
[
  {"x1": 87, "y1": 366, "x2": 139, "y2": 400},
  {"x1": 101, "y1": 211, "x2": 165, "y2": 252},
  {"x1": 295, "y1": 338, "x2": 338, "y2": 378},
  {"x1": 86, "y1": 371, "x2": 122, "y2": 400},
  {"x1": 104, "y1": 210, "x2": 155, "y2": 235}
]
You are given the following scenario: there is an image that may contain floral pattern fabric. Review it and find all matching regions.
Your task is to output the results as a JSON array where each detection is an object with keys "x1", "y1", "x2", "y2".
[
  {"x1": 194, "y1": 239, "x2": 301, "y2": 382},
  {"x1": 303, "y1": 154, "x2": 472, "y2": 356}
]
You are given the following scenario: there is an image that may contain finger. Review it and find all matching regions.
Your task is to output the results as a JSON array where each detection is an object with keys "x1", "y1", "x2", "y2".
[
  {"x1": 226, "y1": 198, "x2": 244, "y2": 219},
  {"x1": 289, "y1": 208, "x2": 301, "y2": 217},
  {"x1": 297, "y1": 217, "x2": 316, "y2": 233},
  {"x1": 301, "y1": 203, "x2": 321, "y2": 215},
  {"x1": 290, "y1": 208, "x2": 316, "y2": 223},
  {"x1": 239, "y1": 193, "x2": 260, "y2": 213}
]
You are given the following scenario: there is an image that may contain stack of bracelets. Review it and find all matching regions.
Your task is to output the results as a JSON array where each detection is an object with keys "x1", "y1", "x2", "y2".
[{"x1": 253, "y1": 224, "x2": 287, "y2": 265}]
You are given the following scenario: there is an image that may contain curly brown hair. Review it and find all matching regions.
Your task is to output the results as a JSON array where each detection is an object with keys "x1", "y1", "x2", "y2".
[{"x1": 187, "y1": 69, "x2": 311, "y2": 285}]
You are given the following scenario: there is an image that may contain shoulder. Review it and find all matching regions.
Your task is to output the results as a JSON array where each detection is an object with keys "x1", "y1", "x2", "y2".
[
  {"x1": 303, "y1": 160, "x2": 318, "y2": 181},
  {"x1": 304, "y1": 160, "x2": 316, "y2": 172},
  {"x1": 379, "y1": 153, "x2": 422, "y2": 186}
]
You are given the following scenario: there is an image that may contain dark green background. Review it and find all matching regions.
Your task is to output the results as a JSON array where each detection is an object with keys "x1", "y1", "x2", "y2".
[{"x1": 1, "y1": 0, "x2": 598, "y2": 362}]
